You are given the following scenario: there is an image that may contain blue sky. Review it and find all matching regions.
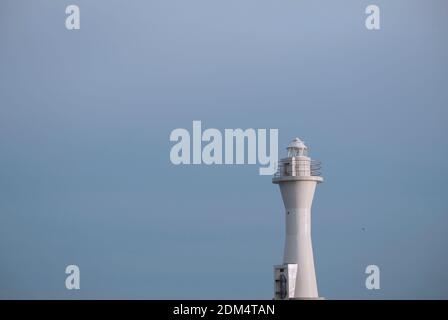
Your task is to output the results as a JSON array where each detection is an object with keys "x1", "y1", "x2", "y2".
[{"x1": 0, "y1": 0, "x2": 447, "y2": 299}]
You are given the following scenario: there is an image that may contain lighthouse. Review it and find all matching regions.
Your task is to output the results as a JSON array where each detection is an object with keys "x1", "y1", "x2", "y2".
[{"x1": 273, "y1": 138, "x2": 323, "y2": 300}]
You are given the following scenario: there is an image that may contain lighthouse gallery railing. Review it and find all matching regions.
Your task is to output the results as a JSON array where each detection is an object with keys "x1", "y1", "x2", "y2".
[{"x1": 274, "y1": 159, "x2": 322, "y2": 177}]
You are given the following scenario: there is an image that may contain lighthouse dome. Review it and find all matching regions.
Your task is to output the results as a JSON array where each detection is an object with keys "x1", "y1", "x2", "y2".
[
  {"x1": 287, "y1": 138, "x2": 308, "y2": 157},
  {"x1": 288, "y1": 138, "x2": 307, "y2": 149}
]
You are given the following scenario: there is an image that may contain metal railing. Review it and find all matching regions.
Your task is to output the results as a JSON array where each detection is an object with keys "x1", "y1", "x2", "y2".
[{"x1": 274, "y1": 159, "x2": 322, "y2": 177}]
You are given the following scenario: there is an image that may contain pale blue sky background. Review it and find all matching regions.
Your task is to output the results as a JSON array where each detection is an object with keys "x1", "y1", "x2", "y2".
[{"x1": 0, "y1": 0, "x2": 447, "y2": 299}]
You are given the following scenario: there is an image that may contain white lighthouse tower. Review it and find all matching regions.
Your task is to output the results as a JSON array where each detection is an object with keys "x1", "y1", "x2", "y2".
[{"x1": 273, "y1": 138, "x2": 323, "y2": 300}]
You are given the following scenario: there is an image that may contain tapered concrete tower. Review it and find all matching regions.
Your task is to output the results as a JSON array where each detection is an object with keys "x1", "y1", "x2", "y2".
[{"x1": 273, "y1": 138, "x2": 323, "y2": 300}]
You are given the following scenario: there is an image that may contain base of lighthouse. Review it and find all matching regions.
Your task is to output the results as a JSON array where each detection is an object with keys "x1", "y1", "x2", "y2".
[
  {"x1": 274, "y1": 264, "x2": 297, "y2": 299},
  {"x1": 274, "y1": 264, "x2": 324, "y2": 300}
]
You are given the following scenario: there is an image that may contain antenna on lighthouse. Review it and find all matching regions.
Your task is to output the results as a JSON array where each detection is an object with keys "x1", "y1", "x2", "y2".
[{"x1": 273, "y1": 138, "x2": 323, "y2": 300}]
